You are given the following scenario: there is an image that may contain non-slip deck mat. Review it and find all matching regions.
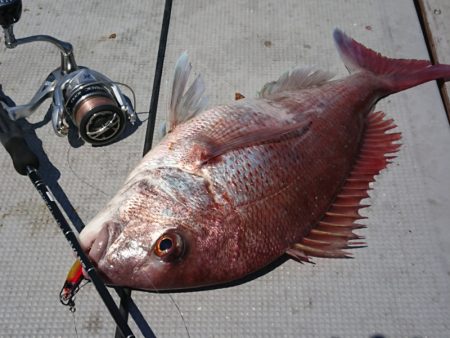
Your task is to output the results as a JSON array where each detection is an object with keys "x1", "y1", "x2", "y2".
[{"x1": 1, "y1": 1, "x2": 450, "y2": 337}]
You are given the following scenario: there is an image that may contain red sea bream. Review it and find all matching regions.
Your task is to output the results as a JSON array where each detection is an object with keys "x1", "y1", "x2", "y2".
[{"x1": 76, "y1": 30, "x2": 450, "y2": 290}]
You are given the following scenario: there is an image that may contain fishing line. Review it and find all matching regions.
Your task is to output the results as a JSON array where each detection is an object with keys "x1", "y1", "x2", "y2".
[
  {"x1": 113, "y1": 82, "x2": 137, "y2": 113},
  {"x1": 135, "y1": 111, "x2": 149, "y2": 123},
  {"x1": 65, "y1": 146, "x2": 110, "y2": 197},
  {"x1": 142, "y1": 269, "x2": 191, "y2": 338},
  {"x1": 66, "y1": 276, "x2": 90, "y2": 337},
  {"x1": 71, "y1": 309, "x2": 79, "y2": 338},
  {"x1": 168, "y1": 294, "x2": 191, "y2": 338}
]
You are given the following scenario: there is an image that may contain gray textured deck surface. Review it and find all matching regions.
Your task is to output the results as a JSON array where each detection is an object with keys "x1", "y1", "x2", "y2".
[{"x1": 1, "y1": 1, "x2": 450, "y2": 337}]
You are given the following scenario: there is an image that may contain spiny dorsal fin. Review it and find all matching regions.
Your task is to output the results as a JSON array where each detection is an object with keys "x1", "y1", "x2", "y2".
[
  {"x1": 259, "y1": 67, "x2": 334, "y2": 98},
  {"x1": 286, "y1": 111, "x2": 401, "y2": 263},
  {"x1": 168, "y1": 52, "x2": 208, "y2": 133}
]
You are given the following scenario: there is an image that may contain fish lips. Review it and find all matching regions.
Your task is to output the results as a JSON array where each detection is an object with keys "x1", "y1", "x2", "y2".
[{"x1": 86, "y1": 221, "x2": 121, "y2": 271}]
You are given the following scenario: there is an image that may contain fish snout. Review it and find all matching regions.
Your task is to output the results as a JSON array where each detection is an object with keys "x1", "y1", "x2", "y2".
[{"x1": 87, "y1": 221, "x2": 121, "y2": 266}]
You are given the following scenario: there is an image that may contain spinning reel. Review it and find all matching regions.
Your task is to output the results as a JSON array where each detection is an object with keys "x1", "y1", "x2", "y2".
[{"x1": 0, "y1": 0, "x2": 136, "y2": 146}]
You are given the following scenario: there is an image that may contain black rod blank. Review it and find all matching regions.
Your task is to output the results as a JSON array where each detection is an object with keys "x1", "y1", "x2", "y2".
[{"x1": 0, "y1": 103, "x2": 135, "y2": 338}]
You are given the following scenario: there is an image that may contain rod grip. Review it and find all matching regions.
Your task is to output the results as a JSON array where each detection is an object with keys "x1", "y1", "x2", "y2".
[{"x1": 0, "y1": 104, "x2": 39, "y2": 175}]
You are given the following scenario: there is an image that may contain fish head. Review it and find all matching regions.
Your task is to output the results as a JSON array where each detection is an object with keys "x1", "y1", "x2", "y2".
[
  {"x1": 89, "y1": 221, "x2": 187, "y2": 289},
  {"x1": 87, "y1": 215, "x2": 227, "y2": 291},
  {"x1": 81, "y1": 169, "x2": 230, "y2": 291}
]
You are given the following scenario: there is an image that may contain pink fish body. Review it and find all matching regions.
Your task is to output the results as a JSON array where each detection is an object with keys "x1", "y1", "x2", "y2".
[{"x1": 77, "y1": 30, "x2": 450, "y2": 290}]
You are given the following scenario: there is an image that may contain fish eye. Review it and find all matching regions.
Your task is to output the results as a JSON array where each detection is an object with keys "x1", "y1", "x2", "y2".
[
  {"x1": 154, "y1": 232, "x2": 184, "y2": 261},
  {"x1": 159, "y1": 237, "x2": 173, "y2": 251}
]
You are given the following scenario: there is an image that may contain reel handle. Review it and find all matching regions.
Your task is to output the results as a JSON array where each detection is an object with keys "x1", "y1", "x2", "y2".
[
  {"x1": 0, "y1": 0, "x2": 22, "y2": 29},
  {"x1": 0, "y1": 103, "x2": 39, "y2": 175}
]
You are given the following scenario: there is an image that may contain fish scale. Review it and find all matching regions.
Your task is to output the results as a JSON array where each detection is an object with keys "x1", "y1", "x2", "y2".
[{"x1": 70, "y1": 29, "x2": 450, "y2": 290}]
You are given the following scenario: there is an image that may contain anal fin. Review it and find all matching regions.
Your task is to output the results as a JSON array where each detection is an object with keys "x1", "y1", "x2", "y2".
[{"x1": 287, "y1": 111, "x2": 401, "y2": 263}]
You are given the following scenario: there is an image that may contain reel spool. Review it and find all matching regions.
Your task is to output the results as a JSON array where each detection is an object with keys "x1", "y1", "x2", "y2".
[{"x1": 64, "y1": 71, "x2": 128, "y2": 146}]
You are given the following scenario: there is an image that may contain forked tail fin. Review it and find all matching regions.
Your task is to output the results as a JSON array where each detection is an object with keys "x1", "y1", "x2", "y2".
[{"x1": 333, "y1": 29, "x2": 450, "y2": 93}]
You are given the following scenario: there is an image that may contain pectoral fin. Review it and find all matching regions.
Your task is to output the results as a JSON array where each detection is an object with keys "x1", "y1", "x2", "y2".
[{"x1": 195, "y1": 119, "x2": 311, "y2": 165}]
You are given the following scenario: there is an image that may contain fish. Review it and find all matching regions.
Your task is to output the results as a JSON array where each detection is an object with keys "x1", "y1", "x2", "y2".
[{"x1": 75, "y1": 29, "x2": 450, "y2": 291}]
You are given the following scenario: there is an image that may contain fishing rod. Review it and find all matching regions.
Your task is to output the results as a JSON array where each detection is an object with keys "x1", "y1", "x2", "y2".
[
  {"x1": 0, "y1": 0, "x2": 171, "y2": 335},
  {"x1": 0, "y1": 0, "x2": 143, "y2": 336},
  {"x1": 0, "y1": 103, "x2": 135, "y2": 338}
]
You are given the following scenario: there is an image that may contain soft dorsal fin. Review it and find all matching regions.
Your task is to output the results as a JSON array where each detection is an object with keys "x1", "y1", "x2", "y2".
[
  {"x1": 259, "y1": 67, "x2": 334, "y2": 98},
  {"x1": 286, "y1": 111, "x2": 401, "y2": 263},
  {"x1": 167, "y1": 52, "x2": 208, "y2": 133}
]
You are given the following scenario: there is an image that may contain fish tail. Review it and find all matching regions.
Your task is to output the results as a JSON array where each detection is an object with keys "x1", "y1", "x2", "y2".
[{"x1": 333, "y1": 28, "x2": 450, "y2": 93}]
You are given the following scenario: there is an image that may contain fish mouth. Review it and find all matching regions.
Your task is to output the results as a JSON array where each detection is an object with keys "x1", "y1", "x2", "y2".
[{"x1": 86, "y1": 221, "x2": 121, "y2": 270}]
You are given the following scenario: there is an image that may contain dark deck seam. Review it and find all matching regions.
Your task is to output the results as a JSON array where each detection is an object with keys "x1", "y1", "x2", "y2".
[
  {"x1": 143, "y1": 0, "x2": 174, "y2": 155},
  {"x1": 414, "y1": 0, "x2": 450, "y2": 123}
]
